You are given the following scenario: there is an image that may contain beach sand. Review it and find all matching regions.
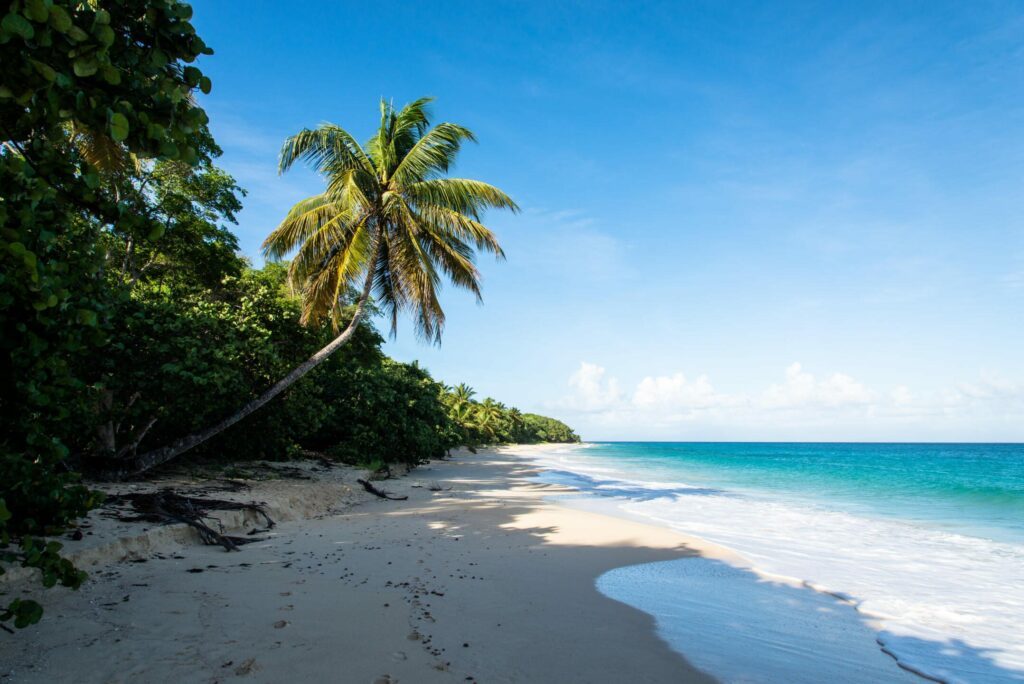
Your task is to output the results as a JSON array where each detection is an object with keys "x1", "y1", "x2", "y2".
[{"x1": 0, "y1": 447, "x2": 717, "y2": 683}]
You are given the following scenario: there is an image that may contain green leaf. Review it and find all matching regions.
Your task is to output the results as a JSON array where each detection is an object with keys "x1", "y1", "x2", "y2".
[
  {"x1": 190, "y1": 36, "x2": 209, "y2": 55},
  {"x1": 23, "y1": 0, "x2": 48, "y2": 23},
  {"x1": 2, "y1": 12, "x2": 36, "y2": 40},
  {"x1": 48, "y1": 6, "x2": 71, "y2": 33},
  {"x1": 76, "y1": 309, "x2": 98, "y2": 327},
  {"x1": 12, "y1": 600, "x2": 44, "y2": 629},
  {"x1": 0, "y1": 499, "x2": 10, "y2": 523},
  {"x1": 109, "y1": 112, "x2": 129, "y2": 142},
  {"x1": 147, "y1": 224, "x2": 165, "y2": 241},
  {"x1": 101, "y1": 65, "x2": 121, "y2": 85},
  {"x1": 199, "y1": 76, "x2": 212, "y2": 95},
  {"x1": 94, "y1": 24, "x2": 114, "y2": 47},
  {"x1": 73, "y1": 56, "x2": 98, "y2": 78},
  {"x1": 159, "y1": 140, "x2": 178, "y2": 159},
  {"x1": 31, "y1": 59, "x2": 56, "y2": 82}
]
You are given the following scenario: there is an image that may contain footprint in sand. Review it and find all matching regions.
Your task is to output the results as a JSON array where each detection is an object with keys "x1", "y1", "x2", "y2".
[{"x1": 233, "y1": 658, "x2": 259, "y2": 676}]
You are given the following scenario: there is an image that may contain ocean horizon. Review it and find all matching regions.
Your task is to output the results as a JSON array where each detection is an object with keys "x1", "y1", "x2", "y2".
[{"x1": 523, "y1": 441, "x2": 1024, "y2": 683}]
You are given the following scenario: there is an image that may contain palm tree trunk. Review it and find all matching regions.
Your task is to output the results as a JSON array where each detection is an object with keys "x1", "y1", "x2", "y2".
[{"x1": 119, "y1": 258, "x2": 379, "y2": 479}]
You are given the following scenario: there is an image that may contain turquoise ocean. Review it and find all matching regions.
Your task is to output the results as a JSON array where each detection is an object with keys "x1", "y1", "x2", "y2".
[{"x1": 524, "y1": 442, "x2": 1024, "y2": 684}]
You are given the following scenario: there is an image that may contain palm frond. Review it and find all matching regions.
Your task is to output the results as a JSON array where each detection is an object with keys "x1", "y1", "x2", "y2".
[
  {"x1": 392, "y1": 123, "x2": 476, "y2": 184},
  {"x1": 68, "y1": 122, "x2": 138, "y2": 176},
  {"x1": 407, "y1": 178, "x2": 518, "y2": 218},
  {"x1": 403, "y1": 201, "x2": 483, "y2": 298},
  {"x1": 278, "y1": 124, "x2": 374, "y2": 178},
  {"x1": 415, "y1": 204, "x2": 506, "y2": 258},
  {"x1": 419, "y1": 229, "x2": 482, "y2": 300},
  {"x1": 262, "y1": 194, "x2": 345, "y2": 260},
  {"x1": 296, "y1": 217, "x2": 373, "y2": 326}
]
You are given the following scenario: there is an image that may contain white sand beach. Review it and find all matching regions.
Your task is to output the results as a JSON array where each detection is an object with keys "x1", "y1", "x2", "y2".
[{"x1": 1, "y1": 448, "x2": 721, "y2": 683}]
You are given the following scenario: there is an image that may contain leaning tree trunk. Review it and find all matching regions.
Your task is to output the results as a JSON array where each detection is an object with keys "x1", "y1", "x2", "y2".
[{"x1": 118, "y1": 259, "x2": 379, "y2": 479}]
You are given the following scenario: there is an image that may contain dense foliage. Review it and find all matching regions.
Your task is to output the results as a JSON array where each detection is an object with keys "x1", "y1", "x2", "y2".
[
  {"x1": 0, "y1": 0, "x2": 576, "y2": 630},
  {"x1": 1, "y1": 0, "x2": 216, "y2": 630},
  {"x1": 95, "y1": 259, "x2": 577, "y2": 472},
  {"x1": 520, "y1": 414, "x2": 580, "y2": 444}
]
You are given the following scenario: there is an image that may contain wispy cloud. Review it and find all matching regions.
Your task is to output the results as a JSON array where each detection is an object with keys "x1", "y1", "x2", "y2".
[{"x1": 508, "y1": 208, "x2": 637, "y2": 283}]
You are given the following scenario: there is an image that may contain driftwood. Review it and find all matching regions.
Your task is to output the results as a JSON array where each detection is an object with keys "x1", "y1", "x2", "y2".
[
  {"x1": 357, "y1": 479, "x2": 408, "y2": 501},
  {"x1": 106, "y1": 490, "x2": 275, "y2": 551}
]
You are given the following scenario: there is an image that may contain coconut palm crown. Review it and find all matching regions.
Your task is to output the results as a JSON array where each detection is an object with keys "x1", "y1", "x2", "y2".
[{"x1": 263, "y1": 97, "x2": 518, "y2": 343}]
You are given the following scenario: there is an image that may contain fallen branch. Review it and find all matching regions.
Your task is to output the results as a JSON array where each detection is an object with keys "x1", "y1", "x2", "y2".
[
  {"x1": 357, "y1": 479, "x2": 408, "y2": 501},
  {"x1": 106, "y1": 490, "x2": 275, "y2": 551}
]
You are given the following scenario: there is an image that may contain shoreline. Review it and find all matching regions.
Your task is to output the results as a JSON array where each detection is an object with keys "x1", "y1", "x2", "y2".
[
  {"x1": 0, "y1": 447, "x2": 716, "y2": 683},
  {"x1": 522, "y1": 442, "x2": 1024, "y2": 684}
]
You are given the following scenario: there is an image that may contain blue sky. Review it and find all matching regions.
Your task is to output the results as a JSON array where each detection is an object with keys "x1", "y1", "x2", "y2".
[{"x1": 191, "y1": 1, "x2": 1024, "y2": 441}]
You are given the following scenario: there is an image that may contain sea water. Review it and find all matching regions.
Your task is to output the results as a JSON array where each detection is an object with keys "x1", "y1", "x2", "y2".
[{"x1": 523, "y1": 442, "x2": 1024, "y2": 683}]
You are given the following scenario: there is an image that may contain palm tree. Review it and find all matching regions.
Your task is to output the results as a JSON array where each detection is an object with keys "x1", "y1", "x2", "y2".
[
  {"x1": 474, "y1": 407, "x2": 498, "y2": 442},
  {"x1": 453, "y1": 383, "x2": 476, "y2": 405},
  {"x1": 507, "y1": 407, "x2": 525, "y2": 437},
  {"x1": 475, "y1": 398, "x2": 505, "y2": 442},
  {"x1": 124, "y1": 97, "x2": 517, "y2": 476}
]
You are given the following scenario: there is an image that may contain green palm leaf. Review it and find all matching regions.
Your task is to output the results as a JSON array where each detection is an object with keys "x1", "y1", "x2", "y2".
[{"x1": 264, "y1": 97, "x2": 518, "y2": 338}]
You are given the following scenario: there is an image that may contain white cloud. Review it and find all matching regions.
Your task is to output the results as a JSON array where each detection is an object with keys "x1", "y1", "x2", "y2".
[
  {"x1": 563, "y1": 362, "x2": 621, "y2": 411},
  {"x1": 632, "y1": 372, "x2": 723, "y2": 410},
  {"x1": 762, "y1": 362, "x2": 874, "y2": 409},
  {"x1": 891, "y1": 385, "x2": 913, "y2": 405},
  {"x1": 552, "y1": 361, "x2": 1024, "y2": 440},
  {"x1": 956, "y1": 372, "x2": 1021, "y2": 401}
]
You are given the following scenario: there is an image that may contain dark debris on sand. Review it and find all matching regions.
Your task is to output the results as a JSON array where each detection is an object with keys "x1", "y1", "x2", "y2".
[{"x1": 104, "y1": 490, "x2": 275, "y2": 551}]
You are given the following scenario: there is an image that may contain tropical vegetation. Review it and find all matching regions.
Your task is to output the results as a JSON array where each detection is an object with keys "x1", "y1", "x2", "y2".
[{"x1": 0, "y1": 0, "x2": 576, "y2": 631}]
